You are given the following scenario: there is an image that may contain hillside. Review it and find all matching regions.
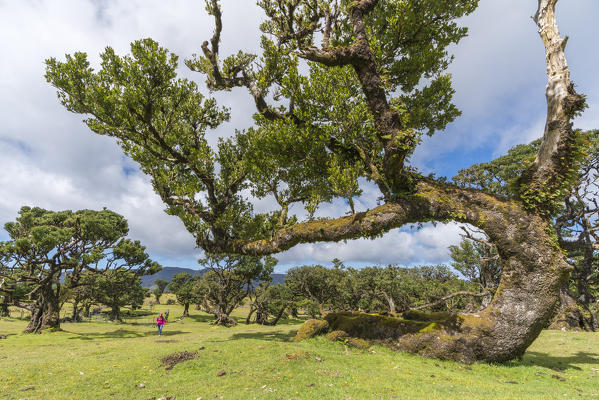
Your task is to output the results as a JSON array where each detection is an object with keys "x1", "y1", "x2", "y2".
[{"x1": 142, "y1": 266, "x2": 286, "y2": 288}]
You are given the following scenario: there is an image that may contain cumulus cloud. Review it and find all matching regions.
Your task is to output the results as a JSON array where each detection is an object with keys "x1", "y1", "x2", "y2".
[{"x1": 0, "y1": 137, "x2": 198, "y2": 265}]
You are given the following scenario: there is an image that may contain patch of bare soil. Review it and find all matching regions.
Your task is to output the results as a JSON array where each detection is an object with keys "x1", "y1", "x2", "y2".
[{"x1": 160, "y1": 351, "x2": 198, "y2": 370}]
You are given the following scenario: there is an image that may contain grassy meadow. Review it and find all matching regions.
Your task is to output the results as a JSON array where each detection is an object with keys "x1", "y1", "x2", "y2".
[{"x1": 1, "y1": 296, "x2": 599, "y2": 400}]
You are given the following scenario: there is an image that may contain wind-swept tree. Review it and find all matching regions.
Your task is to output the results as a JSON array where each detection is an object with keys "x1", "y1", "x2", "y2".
[
  {"x1": 168, "y1": 272, "x2": 198, "y2": 317},
  {"x1": 0, "y1": 278, "x2": 30, "y2": 318},
  {"x1": 0, "y1": 279, "x2": 11, "y2": 317},
  {"x1": 45, "y1": 0, "x2": 588, "y2": 361},
  {"x1": 152, "y1": 278, "x2": 169, "y2": 304},
  {"x1": 553, "y1": 132, "x2": 599, "y2": 330},
  {"x1": 449, "y1": 228, "x2": 501, "y2": 309},
  {"x1": 90, "y1": 269, "x2": 148, "y2": 321},
  {"x1": 194, "y1": 255, "x2": 276, "y2": 326},
  {"x1": 285, "y1": 265, "x2": 345, "y2": 317},
  {"x1": 64, "y1": 272, "x2": 95, "y2": 321},
  {"x1": 246, "y1": 282, "x2": 295, "y2": 326},
  {"x1": 0, "y1": 207, "x2": 160, "y2": 332}
]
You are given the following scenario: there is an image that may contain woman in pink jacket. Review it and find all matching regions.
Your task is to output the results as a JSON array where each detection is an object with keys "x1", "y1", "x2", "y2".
[{"x1": 156, "y1": 312, "x2": 166, "y2": 336}]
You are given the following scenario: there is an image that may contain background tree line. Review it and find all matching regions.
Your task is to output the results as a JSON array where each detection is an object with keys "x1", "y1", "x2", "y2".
[{"x1": 163, "y1": 259, "x2": 485, "y2": 327}]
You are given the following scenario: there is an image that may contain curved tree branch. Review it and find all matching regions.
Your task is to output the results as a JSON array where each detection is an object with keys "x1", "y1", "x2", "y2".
[{"x1": 200, "y1": 179, "x2": 515, "y2": 256}]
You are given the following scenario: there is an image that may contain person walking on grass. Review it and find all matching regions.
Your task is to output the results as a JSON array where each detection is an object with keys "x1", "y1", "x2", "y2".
[{"x1": 156, "y1": 312, "x2": 166, "y2": 336}]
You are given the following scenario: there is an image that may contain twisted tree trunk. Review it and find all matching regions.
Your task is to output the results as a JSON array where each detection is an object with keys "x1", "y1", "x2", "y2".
[
  {"x1": 549, "y1": 285, "x2": 588, "y2": 331},
  {"x1": 0, "y1": 295, "x2": 10, "y2": 317},
  {"x1": 270, "y1": 303, "x2": 290, "y2": 326},
  {"x1": 109, "y1": 304, "x2": 122, "y2": 322},
  {"x1": 227, "y1": 179, "x2": 570, "y2": 362},
  {"x1": 71, "y1": 299, "x2": 83, "y2": 322},
  {"x1": 212, "y1": 307, "x2": 237, "y2": 326},
  {"x1": 25, "y1": 284, "x2": 60, "y2": 333},
  {"x1": 396, "y1": 186, "x2": 569, "y2": 362}
]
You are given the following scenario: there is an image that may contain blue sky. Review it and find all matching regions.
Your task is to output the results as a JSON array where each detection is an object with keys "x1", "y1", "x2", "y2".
[{"x1": 0, "y1": 0, "x2": 597, "y2": 272}]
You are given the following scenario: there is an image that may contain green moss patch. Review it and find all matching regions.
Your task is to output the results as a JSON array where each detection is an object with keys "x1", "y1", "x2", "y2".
[
  {"x1": 325, "y1": 330, "x2": 349, "y2": 341},
  {"x1": 402, "y1": 310, "x2": 459, "y2": 324},
  {"x1": 324, "y1": 312, "x2": 440, "y2": 340},
  {"x1": 325, "y1": 330, "x2": 371, "y2": 349},
  {"x1": 294, "y1": 319, "x2": 329, "y2": 342}
]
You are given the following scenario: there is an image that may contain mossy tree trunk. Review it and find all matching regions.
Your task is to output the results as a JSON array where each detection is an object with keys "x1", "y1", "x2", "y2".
[
  {"x1": 109, "y1": 304, "x2": 122, "y2": 322},
  {"x1": 549, "y1": 285, "x2": 589, "y2": 331},
  {"x1": 0, "y1": 295, "x2": 10, "y2": 317},
  {"x1": 25, "y1": 284, "x2": 61, "y2": 333}
]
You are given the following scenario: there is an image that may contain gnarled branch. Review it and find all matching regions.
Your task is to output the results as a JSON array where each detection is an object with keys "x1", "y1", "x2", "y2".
[
  {"x1": 518, "y1": 0, "x2": 586, "y2": 207},
  {"x1": 410, "y1": 290, "x2": 490, "y2": 311}
]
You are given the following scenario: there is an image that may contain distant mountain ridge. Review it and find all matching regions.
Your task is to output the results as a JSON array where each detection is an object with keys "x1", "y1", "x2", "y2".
[{"x1": 142, "y1": 266, "x2": 287, "y2": 288}]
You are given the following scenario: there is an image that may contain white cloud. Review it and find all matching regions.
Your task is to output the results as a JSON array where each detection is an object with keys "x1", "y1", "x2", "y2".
[{"x1": 0, "y1": 140, "x2": 198, "y2": 263}]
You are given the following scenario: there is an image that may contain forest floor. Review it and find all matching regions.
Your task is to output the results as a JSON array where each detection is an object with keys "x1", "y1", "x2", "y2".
[{"x1": 1, "y1": 298, "x2": 599, "y2": 399}]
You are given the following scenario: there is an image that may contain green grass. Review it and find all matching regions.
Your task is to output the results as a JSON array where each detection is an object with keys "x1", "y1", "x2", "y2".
[{"x1": 1, "y1": 301, "x2": 599, "y2": 399}]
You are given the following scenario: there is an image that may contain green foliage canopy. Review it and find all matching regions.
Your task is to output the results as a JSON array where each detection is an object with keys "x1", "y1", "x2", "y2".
[{"x1": 45, "y1": 0, "x2": 479, "y2": 252}]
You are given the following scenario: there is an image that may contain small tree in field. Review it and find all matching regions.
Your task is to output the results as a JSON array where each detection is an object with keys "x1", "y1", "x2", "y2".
[
  {"x1": 449, "y1": 230, "x2": 501, "y2": 309},
  {"x1": 168, "y1": 272, "x2": 198, "y2": 317},
  {"x1": 0, "y1": 279, "x2": 30, "y2": 318},
  {"x1": 152, "y1": 278, "x2": 169, "y2": 304},
  {"x1": 194, "y1": 255, "x2": 276, "y2": 326},
  {"x1": 285, "y1": 265, "x2": 345, "y2": 317},
  {"x1": 91, "y1": 270, "x2": 148, "y2": 321},
  {"x1": 0, "y1": 207, "x2": 160, "y2": 332},
  {"x1": 45, "y1": 0, "x2": 588, "y2": 361},
  {"x1": 0, "y1": 281, "x2": 11, "y2": 317},
  {"x1": 247, "y1": 282, "x2": 294, "y2": 326},
  {"x1": 63, "y1": 272, "x2": 95, "y2": 321}
]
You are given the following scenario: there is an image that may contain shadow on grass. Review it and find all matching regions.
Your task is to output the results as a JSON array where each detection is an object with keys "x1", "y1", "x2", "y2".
[
  {"x1": 65, "y1": 328, "x2": 187, "y2": 340},
  {"x1": 227, "y1": 330, "x2": 296, "y2": 342},
  {"x1": 263, "y1": 318, "x2": 305, "y2": 326},
  {"x1": 184, "y1": 314, "x2": 216, "y2": 323},
  {"x1": 518, "y1": 351, "x2": 599, "y2": 370},
  {"x1": 0, "y1": 333, "x2": 17, "y2": 340}
]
